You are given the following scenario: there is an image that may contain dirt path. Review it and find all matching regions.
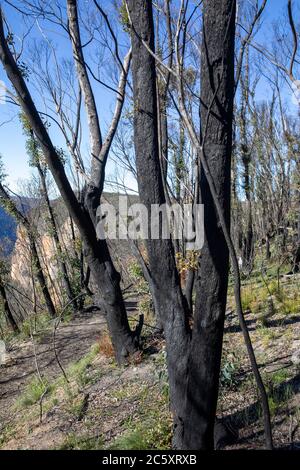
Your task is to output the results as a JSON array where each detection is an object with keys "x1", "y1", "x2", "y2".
[
  {"x1": 0, "y1": 311, "x2": 105, "y2": 428},
  {"x1": 1, "y1": 280, "x2": 300, "y2": 450},
  {"x1": 0, "y1": 299, "x2": 159, "y2": 451}
]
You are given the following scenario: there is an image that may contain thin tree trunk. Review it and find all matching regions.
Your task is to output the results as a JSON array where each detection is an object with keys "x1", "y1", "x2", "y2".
[
  {"x1": 127, "y1": 0, "x2": 191, "y2": 444},
  {"x1": 0, "y1": 277, "x2": 19, "y2": 333},
  {"x1": 184, "y1": 268, "x2": 195, "y2": 313},
  {"x1": 240, "y1": 50, "x2": 254, "y2": 270},
  {"x1": 266, "y1": 233, "x2": 271, "y2": 260},
  {"x1": 176, "y1": 0, "x2": 236, "y2": 449},
  {"x1": 36, "y1": 162, "x2": 77, "y2": 311},
  {"x1": 28, "y1": 232, "x2": 57, "y2": 318}
]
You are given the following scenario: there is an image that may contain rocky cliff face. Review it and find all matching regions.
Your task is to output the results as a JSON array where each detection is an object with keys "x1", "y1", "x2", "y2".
[
  {"x1": 10, "y1": 216, "x2": 79, "y2": 307},
  {"x1": 9, "y1": 193, "x2": 138, "y2": 307}
]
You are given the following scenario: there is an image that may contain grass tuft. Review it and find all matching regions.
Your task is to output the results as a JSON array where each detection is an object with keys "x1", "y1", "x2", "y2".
[{"x1": 16, "y1": 376, "x2": 53, "y2": 408}]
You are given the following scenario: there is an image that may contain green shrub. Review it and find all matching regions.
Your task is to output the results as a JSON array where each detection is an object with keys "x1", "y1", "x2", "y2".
[
  {"x1": 220, "y1": 360, "x2": 239, "y2": 389},
  {"x1": 109, "y1": 417, "x2": 172, "y2": 450}
]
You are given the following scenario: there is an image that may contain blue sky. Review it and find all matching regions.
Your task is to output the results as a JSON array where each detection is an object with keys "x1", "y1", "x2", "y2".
[
  {"x1": 0, "y1": 0, "x2": 130, "y2": 192},
  {"x1": 0, "y1": 0, "x2": 298, "y2": 192}
]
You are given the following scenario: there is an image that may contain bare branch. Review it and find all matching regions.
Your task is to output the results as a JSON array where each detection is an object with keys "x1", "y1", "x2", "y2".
[{"x1": 288, "y1": 0, "x2": 298, "y2": 79}]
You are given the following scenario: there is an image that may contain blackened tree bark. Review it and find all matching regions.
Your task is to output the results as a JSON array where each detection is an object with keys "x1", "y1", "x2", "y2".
[
  {"x1": 180, "y1": 0, "x2": 236, "y2": 449},
  {"x1": 0, "y1": 275, "x2": 19, "y2": 332},
  {"x1": 127, "y1": 0, "x2": 191, "y2": 443},
  {"x1": 127, "y1": 0, "x2": 236, "y2": 449}
]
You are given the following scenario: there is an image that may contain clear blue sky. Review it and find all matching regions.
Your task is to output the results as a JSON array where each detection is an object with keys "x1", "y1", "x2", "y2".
[{"x1": 0, "y1": 0, "x2": 298, "y2": 191}]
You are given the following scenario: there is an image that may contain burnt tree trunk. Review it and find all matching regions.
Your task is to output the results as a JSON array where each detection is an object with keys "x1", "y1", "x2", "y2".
[
  {"x1": 127, "y1": 0, "x2": 191, "y2": 441},
  {"x1": 36, "y1": 161, "x2": 77, "y2": 311},
  {"x1": 180, "y1": 0, "x2": 236, "y2": 449},
  {"x1": 0, "y1": 277, "x2": 19, "y2": 333},
  {"x1": 128, "y1": 0, "x2": 235, "y2": 450}
]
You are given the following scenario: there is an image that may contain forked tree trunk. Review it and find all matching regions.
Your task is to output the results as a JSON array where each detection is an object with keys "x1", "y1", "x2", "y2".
[{"x1": 128, "y1": 0, "x2": 235, "y2": 450}]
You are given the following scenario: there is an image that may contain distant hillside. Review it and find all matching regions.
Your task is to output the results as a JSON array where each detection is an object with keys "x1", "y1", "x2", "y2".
[
  {"x1": 0, "y1": 205, "x2": 17, "y2": 254},
  {"x1": 0, "y1": 197, "x2": 39, "y2": 256}
]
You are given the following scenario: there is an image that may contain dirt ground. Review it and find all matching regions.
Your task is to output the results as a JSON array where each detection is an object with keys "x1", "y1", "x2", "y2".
[
  {"x1": 0, "y1": 280, "x2": 300, "y2": 450},
  {"x1": 0, "y1": 311, "x2": 106, "y2": 426}
]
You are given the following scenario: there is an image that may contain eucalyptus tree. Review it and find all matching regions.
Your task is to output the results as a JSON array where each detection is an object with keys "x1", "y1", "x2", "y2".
[
  {"x1": 245, "y1": 0, "x2": 300, "y2": 271},
  {"x1": 126, "y1": 0, "x2": 239, "y2": 450},
  {"x1": 0, "y1": 0, "x2": 274, "y2": 449},
  {"x1": 0, "y1": 262, "x2": 19, "y2": 333},
  {"x1": 126, "y1": 0, "x2": 273, "y2": 449},
  {"x1": 0, "y1": 2, "x2": 141, "y2": 363}
]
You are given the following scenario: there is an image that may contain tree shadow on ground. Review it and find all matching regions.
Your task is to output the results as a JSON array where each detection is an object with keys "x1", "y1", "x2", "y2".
[
  {"x1": 223, "y1": 373, "x2": 300, "y2": 443},
  {"x1": 224, "y1": 315, "x2": 300, "y2": 334},
  {"x1": 235, "y1": 354, "x2": 292, "y2": 381}
]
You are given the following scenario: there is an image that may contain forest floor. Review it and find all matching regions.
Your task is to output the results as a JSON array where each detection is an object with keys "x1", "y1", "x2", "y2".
[{"x1": 0, "y1": 274, "x2": 300, "y2": 450}]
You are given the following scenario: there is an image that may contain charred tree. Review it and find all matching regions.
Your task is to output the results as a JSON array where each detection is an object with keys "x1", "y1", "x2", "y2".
[
  {"x1": 127, "y1": 0, "x2": 191, "y2": 446},
  {"x1": 180, "y1": 0, "x2": 236, "y2": 449},
  {"x1": 127, "y1": 0, "x2": 236, "y2": 450},
  {"x1": 0, "y1": 9, "x2": 139, "y2": 362},
  {"x1": 0, "y1": 275, "x2": 19, "y2": 333}
]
